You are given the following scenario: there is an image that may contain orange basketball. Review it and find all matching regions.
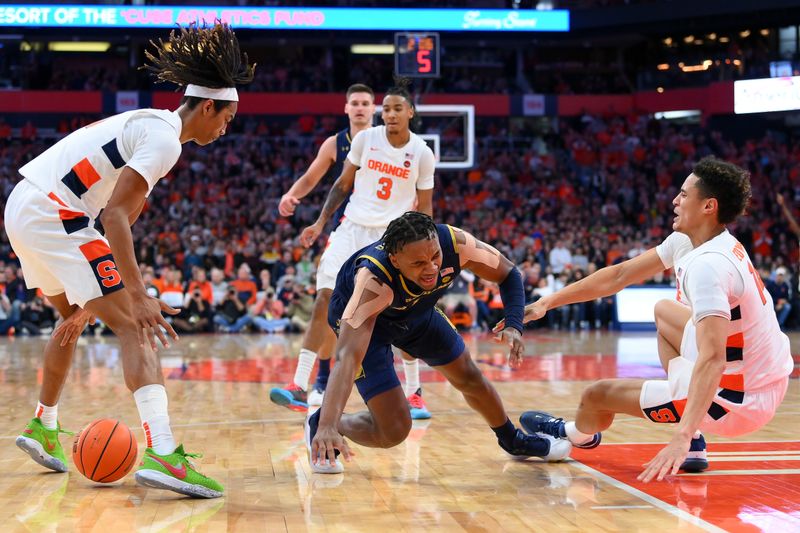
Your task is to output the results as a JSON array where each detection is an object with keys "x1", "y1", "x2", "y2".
[{"x1": 72, "y1": 419, "x2": 138, "y2": 483}]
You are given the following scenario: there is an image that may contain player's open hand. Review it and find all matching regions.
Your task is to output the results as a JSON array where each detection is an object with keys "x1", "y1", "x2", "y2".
[
  {"x1": 493, "y1": 326, "x2": 524, "y2": 367},
  {"x1": 279, "y1": 194, "x2": 300, "y2": 217},
  {"x1": 131, "y1": 293, "x2": 180, "y2": 351},
  {"x1": 638, "y1": 433, "x2": 691, "y2": 482},
  {"x1": 492, "y1": 300, "x2": 547, "y2": 333},
  {"x1": 311, "y1": 424, "x2": 354, "y2": 467},
  {"x1": 300, "y1": 223, "x2": 323, "y2": 248},
  {"x1": 52, "y1": 307, "x2": 96, "y2": 347}
]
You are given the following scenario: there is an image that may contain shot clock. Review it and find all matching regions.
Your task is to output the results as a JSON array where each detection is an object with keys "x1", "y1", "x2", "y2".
[{"x1": 394, "y1": 32, "x2": 440, "y2": 78}]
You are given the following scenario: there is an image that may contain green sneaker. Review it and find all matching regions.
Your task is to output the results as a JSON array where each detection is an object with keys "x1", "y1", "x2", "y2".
[
  {"x1": 15, "y1": 417, "x2": 72, "y2": 473},
  {"x1": 135, "y1": 444, "x2": 224, "y2": 499}
]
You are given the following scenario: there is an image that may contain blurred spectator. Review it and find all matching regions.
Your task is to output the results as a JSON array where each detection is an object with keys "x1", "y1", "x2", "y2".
[
  {"x1": 229, "y1": 263, "x2": 258, "y2": 306},
  {"x1": 172, "y1": 288, "x2": 212, "y2": 334},
  {"x1": 287, "y1": 283, "x2": 315, "y2": 332},
  {"x1": 767, "y1": 267, "x2": 792, "y2": 330},
  {"x1": 250, "y1": 288, "x2": 291, "y2": 333},
  {"x1": 549, "y1": 240, "x2": 572, "y2": 274},
  {"x1": 213, "y1": 286, "x2": 251, "y2": 333}
]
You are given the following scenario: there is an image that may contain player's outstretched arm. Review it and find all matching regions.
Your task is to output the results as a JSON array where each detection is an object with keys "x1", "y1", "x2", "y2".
[
  {"x1": 451, "y1": 227, "x2": 524, "y2": 365},
  {"x1": 279, "y1": 136, "x2": 336, "y2": 217},
  {"x1": 101, "y1": 168, "x2": 180, "y2": 350},
  {"x1": 299, "y1": 161, "x2": 358, "y2": 248},
  {"x1": 313, "y1": 269, "x2": 393, "y2": 466},
  {"x1": 639, "y1": 314, "x2": 727, "y2": 482},
  {"x1": 524, "y1": 248, "x2": 668, "y2": 324},
  {"x1": 777, "y1": 193, "x2": 800, "y2": 238}
]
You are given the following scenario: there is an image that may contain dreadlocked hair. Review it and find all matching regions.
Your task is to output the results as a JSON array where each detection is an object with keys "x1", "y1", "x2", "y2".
[
  {"x1": 382, "y1": 212, "x2": 437, "y2": 255},
  {"x1": 385, "y1": 76, "x2": 414, "y2": 109},
  {"x1": 142, "y1": 21, "x2": 255, "y2": 109}
]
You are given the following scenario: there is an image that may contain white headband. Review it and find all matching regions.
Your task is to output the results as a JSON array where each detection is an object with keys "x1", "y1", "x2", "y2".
[{"x1": 184, "y1": 84, "x2": 239, "y2": 102}]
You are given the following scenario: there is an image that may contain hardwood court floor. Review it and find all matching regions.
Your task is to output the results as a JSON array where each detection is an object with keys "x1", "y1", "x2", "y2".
[{"x1": 0, "y1": 330, "x2": 797, "y2": 532}]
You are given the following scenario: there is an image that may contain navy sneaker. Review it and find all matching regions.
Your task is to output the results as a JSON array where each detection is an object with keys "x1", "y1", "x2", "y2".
[
  {"x1": 680, "y1": 434, "x2": 708, "y2": 473},
  {"x1": 304, "y1": 409, "x2": 343, "y2": 474},
  {"x1": 499, "y1": 428, "x2": 572, "y2": 461},
  {"x1": 520, "y1": 411, "x2": 602, "y2": 449}
]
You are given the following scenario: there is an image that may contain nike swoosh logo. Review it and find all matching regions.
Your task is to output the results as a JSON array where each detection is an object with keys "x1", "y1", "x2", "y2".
[
  {"x1": 148, "y1": 454, "x2": 187, "y2": 479},
  {"x1": 369, "y1": 147, "x2": 380, "y2": 151},
  {"x1": 44, "y1": 436, "x2": 56, "y2": 452}
]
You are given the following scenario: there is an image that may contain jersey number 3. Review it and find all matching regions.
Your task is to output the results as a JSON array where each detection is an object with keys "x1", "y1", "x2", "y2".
[{"x1": 377, "y1": 177, "x2": 393, "y2": 200}]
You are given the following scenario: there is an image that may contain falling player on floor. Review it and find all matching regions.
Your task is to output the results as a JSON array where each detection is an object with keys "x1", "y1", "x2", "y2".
[
  {"x1": 7, "y1": 23, "x2": 255, "y2": 498},
  {"x1": 507, "y1": 157, "x2": 792, "y2": 482},
  {"x1": 274, "y1": 78, "x2": 435, "y2": 418},
  {"x1": 306, "y1": 212, "x2": 572, "y2": 473}
]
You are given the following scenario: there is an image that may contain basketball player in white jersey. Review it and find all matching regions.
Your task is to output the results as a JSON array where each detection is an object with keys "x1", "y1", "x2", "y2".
[
  {"x1": 296, "y1": 78, "x2": 436, "y2": 416},
  {"x1": 507, "y1": 157, "x2": 792, "y2": 482},
  {"x1": 6, "y1": 23, "x2": 254, "y2": 498},
  {"x1": 270, "y1": 83, "x2": 377, "y2": 411}
]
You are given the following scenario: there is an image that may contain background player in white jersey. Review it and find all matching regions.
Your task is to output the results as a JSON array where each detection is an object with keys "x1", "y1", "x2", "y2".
[
  {"x1": 270, "y1": 83, "x2": 375, "y2": 411},
  {"x1": 504, "y1": 157, "x2": 793, "y2": 482},
  {"x1": 6, "y1": 23, "x2": 254, "y2": 498},
  {"x1": 278, "y1": 79, "x2": 436, "y2": 417}
]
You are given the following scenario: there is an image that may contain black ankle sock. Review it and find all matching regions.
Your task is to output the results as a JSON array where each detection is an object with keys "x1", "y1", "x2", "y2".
[{"x1": 491, "y1": 418, "x2": 517, "y2": 447}]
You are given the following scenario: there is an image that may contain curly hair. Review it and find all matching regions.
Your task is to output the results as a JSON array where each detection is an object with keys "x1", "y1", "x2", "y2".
[
  {"x1": 692, "y1": 157, "x2": 751, "y2": 224},
  {"x1": 142, "y1": 21, "x2": 255, "y2": 108},
  {"x1": 382, "y1": 212, "x2": 437, "y2": 255}
]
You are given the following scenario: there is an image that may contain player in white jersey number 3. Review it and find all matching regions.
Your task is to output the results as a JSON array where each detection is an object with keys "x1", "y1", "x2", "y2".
[
  {"x1": 293, "y1": 78, "x2": 436, "y2": 417},
  {"x1": 5, "y1": 23, "x2": 255, "y2": 498},
  {"x1": 505, "y1": 157, "x2": 793, "y2": 482}
]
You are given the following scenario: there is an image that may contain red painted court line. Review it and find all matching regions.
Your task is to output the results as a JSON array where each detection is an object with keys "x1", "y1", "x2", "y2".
[{"x1": 572, "y1": 442, "x2": 800, "y2": 533}]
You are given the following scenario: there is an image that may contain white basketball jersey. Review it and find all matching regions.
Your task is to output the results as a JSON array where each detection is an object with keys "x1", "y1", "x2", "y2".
[
  {"x1": 673, "y1": 230, "x2": 793, "y2": 391},
  {"x1": 19, "y1": 109, "x2": 183, "y2": 219},
  {"x1": 344, "y1": 126, "x2": 435, "y2": 228}
]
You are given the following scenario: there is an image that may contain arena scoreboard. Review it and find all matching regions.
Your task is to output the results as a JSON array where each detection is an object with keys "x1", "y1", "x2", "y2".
[{"x1": 395, "y1": 32, "x2": 440, "y2": 78}]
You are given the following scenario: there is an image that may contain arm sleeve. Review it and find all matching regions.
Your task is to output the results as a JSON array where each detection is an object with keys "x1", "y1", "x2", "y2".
[
  {"x1": 122, "y1": 117, "x2": 182, "y2": 196},
  {"x1": 683, "y1": 254, "x2": 742, "y2": 322},
  {"x1": 346, "y1": 129, "x2": 366, "y2": 167},
  {"x1": 655, "y1": 232, "x2": 693, "y2": 269},
  {"x1": 416, "y1": 147, "x2": 435, "y2": 190}
]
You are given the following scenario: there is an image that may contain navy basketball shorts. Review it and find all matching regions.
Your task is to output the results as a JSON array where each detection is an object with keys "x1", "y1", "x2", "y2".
[{"x1": 329, "y1": 296, "x2": 465, "y2": 403}]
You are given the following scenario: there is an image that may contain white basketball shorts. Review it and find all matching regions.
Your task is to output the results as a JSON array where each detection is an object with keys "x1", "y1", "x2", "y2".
[
  {"x1": 316, "y1": 218, "x2": 385, "y2": 291},
  {"x1": 4, "y1": 179, "x2": 124, "y2": 307}
]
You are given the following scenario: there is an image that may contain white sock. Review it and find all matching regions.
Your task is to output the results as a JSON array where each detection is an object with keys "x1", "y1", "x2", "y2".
[
  {"x1": 403, "y1": 358, "x2": 420, "y2": 397},
  {"x1": 565, "y1": 421, "x2": 594, "y2": 446},
  {"x1": 36, "y1": 401, "x2": 58, "y2": 430},
  {"x1": 293, "y1": 349, "x2": 317, "y2": 390},
  {"x1": 134, "y1": 384, "x2": 176, "y2": 455}
]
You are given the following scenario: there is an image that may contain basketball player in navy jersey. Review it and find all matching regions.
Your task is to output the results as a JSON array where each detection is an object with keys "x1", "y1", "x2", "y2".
[
  {"x1": 304, "y1": 212, "x2": 572, "y2": 473},
  {"x1": 273, "y1": 81, "x2": 434, "y2": 420}
]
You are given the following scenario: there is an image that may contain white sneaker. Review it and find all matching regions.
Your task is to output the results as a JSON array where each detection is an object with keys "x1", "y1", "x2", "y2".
[
  {"x1": 304, "y1": 409, "x2": 344, "y2": 474},
  {"x1": 539, "y1": 434, "x2": 573, "y2": 462},
  {"x1": 307, "y1": 386, "x2": 325, "y2": 407}
]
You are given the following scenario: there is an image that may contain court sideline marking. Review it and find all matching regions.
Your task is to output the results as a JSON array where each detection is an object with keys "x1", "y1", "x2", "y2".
[{"x1": 570, "y1": 460, "x2": 727, "y2": 533}]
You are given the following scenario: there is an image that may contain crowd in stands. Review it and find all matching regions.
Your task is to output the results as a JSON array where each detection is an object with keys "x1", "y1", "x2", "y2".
[
  {"x1": 3, "y1": 29, "x2": 793, "y2": 95},
  {"x1": 1, "y1": 111, "x2": 799, "y2": 337}
]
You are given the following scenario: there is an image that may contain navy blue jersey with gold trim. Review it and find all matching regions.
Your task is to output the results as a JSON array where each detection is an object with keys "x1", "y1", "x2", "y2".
[
  {"x1": 332, "y1": 224, "x2": 461, "y2": 321},
  {"x1": 327, "y1": 128, "x2": 351, "y2": 228}
]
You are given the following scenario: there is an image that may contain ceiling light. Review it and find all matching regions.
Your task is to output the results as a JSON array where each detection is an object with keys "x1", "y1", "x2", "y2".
[
  {"x1": 351, "y1": 44, "x2": 394, "y2": 55},
  {"x1": 48, "y1": 41, "x2": 110, "y2": 52}
]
